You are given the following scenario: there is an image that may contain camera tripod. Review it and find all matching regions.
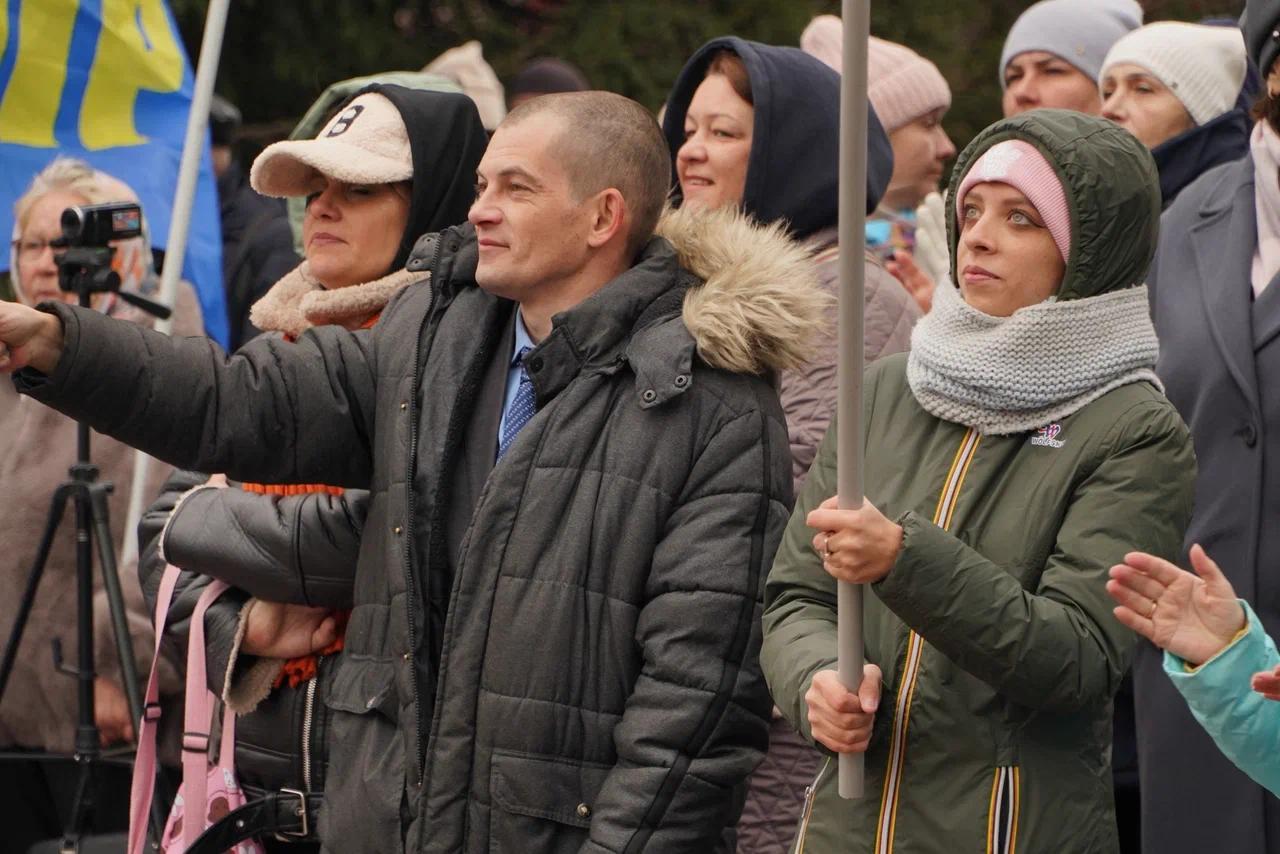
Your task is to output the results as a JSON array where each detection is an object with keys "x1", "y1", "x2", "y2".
[{"x1": 0, "y1": 244, "x2": 171, "y2": 851}]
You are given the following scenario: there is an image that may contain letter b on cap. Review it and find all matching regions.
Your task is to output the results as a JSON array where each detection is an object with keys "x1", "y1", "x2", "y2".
[{"x1": 326, "y1": 105, "x2": 364, "y2": 137}]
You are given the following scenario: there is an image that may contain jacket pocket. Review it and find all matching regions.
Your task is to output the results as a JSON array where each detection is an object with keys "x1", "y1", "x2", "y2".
[
  {"x1": 316, "y1": 658, "x2": 404, "y2": 853},
  {"x1": 488, "y1": 750, "x2": 612, "y2": 854}
]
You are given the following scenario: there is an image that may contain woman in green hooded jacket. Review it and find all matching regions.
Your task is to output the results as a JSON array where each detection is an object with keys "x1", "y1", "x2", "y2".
[{"x1": 761, "y1": 109, "x2": 1195, "y2": 854}]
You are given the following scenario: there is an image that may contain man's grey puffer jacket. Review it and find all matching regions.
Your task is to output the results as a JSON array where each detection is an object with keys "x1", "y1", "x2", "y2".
[{"x1": 22, "y1": 205, "x2": 825, "y2": 853}]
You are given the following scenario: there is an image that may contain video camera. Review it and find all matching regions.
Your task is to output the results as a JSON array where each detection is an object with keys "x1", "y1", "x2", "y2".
[
  {"x1": 53, "y1": 201, "x2": 169, "y2": 319},
  {"x1": 54, "y1": 202, "x2": 142, "y2": 298},
  {"x1": 60, "y1": 202, "x2": 143, "y2": 247}
]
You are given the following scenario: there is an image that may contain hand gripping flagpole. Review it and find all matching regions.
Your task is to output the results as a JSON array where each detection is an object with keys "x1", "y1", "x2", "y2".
[
  {"x1": 837, "y1": 0, "x2": 870, "y2": 799},
  {"x1": 118, "y1": 0, "x2": 232, "y2": 575}
]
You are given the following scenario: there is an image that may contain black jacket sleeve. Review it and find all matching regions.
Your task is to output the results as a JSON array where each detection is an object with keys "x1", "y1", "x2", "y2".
[
  {"x1": 138, "y1": 471, "x2": 248, "y2": 696},
  {"x1": 162, "y1": 485, "x2": 365, "y2": 609},
  {"x1": 18, "y1": 302, "x2": 379, "y2": 488}
]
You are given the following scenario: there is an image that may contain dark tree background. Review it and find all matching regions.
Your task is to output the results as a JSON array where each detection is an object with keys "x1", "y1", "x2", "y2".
[{"x1": 170, "y1": 0, "x2": 1246, "y2": 160}]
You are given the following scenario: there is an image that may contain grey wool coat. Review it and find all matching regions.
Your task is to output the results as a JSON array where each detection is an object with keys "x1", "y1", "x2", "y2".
[
  {"x1": 19, "y1": 205, "x2": 825, "y2": 853},
  {"x1": 1142, "y1": 149, "x2": 1280, "y2": 854}
]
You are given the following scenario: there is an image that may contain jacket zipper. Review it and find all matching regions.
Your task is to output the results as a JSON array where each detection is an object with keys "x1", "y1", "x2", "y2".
[
  {"x1": 301, "y1": 659, "x2": 321, "y2": 792},
  {"x1": 405, "y1": 234, "x2": 446, "y2": 782},
  {"x1": 874, "y1": 427, "x2": 981, "y2": 854},
  {"x1": 793, "y1": 756, "x2": 831, "y2": 854}
]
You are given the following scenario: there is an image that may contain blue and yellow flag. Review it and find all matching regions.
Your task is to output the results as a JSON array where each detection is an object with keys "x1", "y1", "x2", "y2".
[{"x1": 0, "y1": 0, "x2": 227, "y2": 345}]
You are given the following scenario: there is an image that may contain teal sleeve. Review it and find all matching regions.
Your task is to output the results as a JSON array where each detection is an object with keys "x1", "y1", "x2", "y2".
[{"x1": 1165, "y1": 601, "x2": 1280, "y2": 796}]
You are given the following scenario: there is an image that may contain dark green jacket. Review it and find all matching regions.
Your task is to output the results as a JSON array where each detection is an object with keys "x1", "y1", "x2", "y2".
[{"x1": 760, "y1": 111, "x2": 1197, "y2": 853}]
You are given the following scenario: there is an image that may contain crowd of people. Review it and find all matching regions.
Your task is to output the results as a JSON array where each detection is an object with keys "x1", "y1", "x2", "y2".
[{"x1": 1, "y1": 0, "x2": 1278, "y2": 852}]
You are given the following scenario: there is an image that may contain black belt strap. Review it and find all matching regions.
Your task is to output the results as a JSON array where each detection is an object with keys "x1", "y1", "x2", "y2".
[{"x1": 185, "y1": 789, "x2": 324, "y2": 853}]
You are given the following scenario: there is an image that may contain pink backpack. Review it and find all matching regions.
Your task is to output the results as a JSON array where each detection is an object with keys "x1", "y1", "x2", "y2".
[{"x1": 128, "y1": 565, "x2": 265, "y2": 854}]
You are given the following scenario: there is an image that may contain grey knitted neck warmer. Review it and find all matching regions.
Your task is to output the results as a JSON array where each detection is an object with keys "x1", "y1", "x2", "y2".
[{"x1": 906, "y1": 280, "x2": 1162, "y2": 435}]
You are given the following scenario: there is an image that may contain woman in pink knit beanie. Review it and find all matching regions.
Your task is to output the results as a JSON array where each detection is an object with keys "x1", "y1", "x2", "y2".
[
  {"x1": 802, "y1": 18, "x2": 956, "y2": 315},
  {"x1": 802, "y1": 19, "x2": 956, "y2": 215},
  {"x1": 867, "y1": 36, "x2": 957, "y2": 213}
]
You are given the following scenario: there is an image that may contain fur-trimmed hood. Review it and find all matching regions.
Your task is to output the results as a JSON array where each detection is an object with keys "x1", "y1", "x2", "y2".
[
  {"x1": 401, "y1": 205, "x2": 827, "y2": 411},
  {"x1": 656, "y1": 204, "x2": 828, "y2": 375}
]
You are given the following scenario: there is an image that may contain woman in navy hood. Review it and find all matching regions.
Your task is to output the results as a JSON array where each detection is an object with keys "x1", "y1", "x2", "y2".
[
  {"x1": 661, "y1": 36, "x2": 920, "y2": 854},
  {"x1": 662, "y1": 36, "x2": 892, "y2": 235}
]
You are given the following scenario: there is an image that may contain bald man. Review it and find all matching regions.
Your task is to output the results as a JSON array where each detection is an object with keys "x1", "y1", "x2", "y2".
[{"x1": 0, "y1": 92, "x2": 827, "y2": 852}]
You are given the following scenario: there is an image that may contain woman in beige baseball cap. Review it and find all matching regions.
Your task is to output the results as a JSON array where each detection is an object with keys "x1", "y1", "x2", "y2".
[
  {"x1": 247, "y1": 84, "x2": 488, "y2": 336},
  {"x1": 135, "y1": 83, "x2": 487, "y2": 850}
]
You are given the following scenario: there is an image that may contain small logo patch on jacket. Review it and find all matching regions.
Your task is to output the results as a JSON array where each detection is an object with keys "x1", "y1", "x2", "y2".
[{"x1": 1031, "y1": 423, "x2": 1065, "y2": 448}]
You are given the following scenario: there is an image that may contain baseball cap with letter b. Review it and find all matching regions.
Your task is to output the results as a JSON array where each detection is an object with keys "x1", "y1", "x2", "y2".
[{"x1": 250, "y1": 91, "x2": 413, "y2": 198}]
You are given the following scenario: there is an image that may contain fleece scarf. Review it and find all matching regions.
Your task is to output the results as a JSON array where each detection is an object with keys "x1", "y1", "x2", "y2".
[
  {"x1": 906, "y1": 280, "x2": 1161, "y2": 435},
  {"x1": 248, "y1": 260, "x2": 418, "y2": 340}
]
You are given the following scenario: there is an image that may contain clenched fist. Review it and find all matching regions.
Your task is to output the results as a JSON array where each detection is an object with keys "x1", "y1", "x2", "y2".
[
  {"x1": 0, "y1": 301, "x2": 64, "y2": 374},
  {"x1": 806, "y1": 665, "x2": 881, "y2": 754}
]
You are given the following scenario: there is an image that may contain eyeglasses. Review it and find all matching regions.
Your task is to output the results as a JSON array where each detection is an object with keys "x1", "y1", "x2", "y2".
[{"x1": 11, "y1": 238, "x2": 58, "y2": 261}]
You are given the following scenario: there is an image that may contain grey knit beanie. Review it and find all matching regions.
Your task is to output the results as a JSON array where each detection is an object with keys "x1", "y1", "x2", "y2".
[
  {"x1": 1000, "y1": 0, "x2": 1144, "y2": 86},
  {"x1": 1244, "y1": 0, "x2": 1280, "y2": 78}
]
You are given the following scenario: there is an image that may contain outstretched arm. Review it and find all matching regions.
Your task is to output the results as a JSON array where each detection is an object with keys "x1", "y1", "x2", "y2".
[
  {"x1": 0, "y1": 299, "x2": 65, "y2": 375},
  {"x1": 3, "y1": 301, "x2": 379, "y2": 487},
  {"x1": 1163, "y1": 600, "x2": 1280, "y2": 796},
  {"x1": 1108, "y1": 545, "x2": 1280, "y2": 795}
]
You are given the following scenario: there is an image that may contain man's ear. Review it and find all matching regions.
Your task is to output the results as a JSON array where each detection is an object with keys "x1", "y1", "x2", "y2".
[{"x1": 585, "y1": 188, "x2": 628, "y2": 250}]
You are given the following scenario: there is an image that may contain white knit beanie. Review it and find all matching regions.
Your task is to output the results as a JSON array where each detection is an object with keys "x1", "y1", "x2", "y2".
[
  {"x1": 1001, "y1": 0, "x2": 1143, "y2": 85},
  {"x1": 1101, "y1": 22, "x2": 1247, "y2": 126}
]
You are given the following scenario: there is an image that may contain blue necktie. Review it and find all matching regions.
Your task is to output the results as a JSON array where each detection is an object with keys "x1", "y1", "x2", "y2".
[{"x1": 498, "y1": 346, "x2": 536, "y2": 460}]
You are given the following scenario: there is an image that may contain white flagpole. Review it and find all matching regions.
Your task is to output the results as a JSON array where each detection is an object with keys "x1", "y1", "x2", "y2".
[
  {"x1": 119, "y1": 0, "x2": 231, "y2": 572},
  {"x1": 837, "y1": 0, "x2": 870, "y2": 799}
]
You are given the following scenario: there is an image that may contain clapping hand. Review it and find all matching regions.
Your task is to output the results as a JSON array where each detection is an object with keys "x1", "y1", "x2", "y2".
[
  {"x1": 1251, "y1": 666, "x2": 1280, "y2": 701},
  {"x1": 1107, "y1": 545, "x2": 1246, "y2": 667},
  {"x1": 886, "y1": 250, "x2": 936, "y2": 314}
]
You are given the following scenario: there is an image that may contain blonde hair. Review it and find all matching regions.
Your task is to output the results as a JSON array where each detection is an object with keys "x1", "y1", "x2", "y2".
[
  {"x1": 13, "y1": 157, "x2": 139, "y2": 234},
  {"x1": 11, "y1": 158, "x2": 151, "y2": 307}
]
